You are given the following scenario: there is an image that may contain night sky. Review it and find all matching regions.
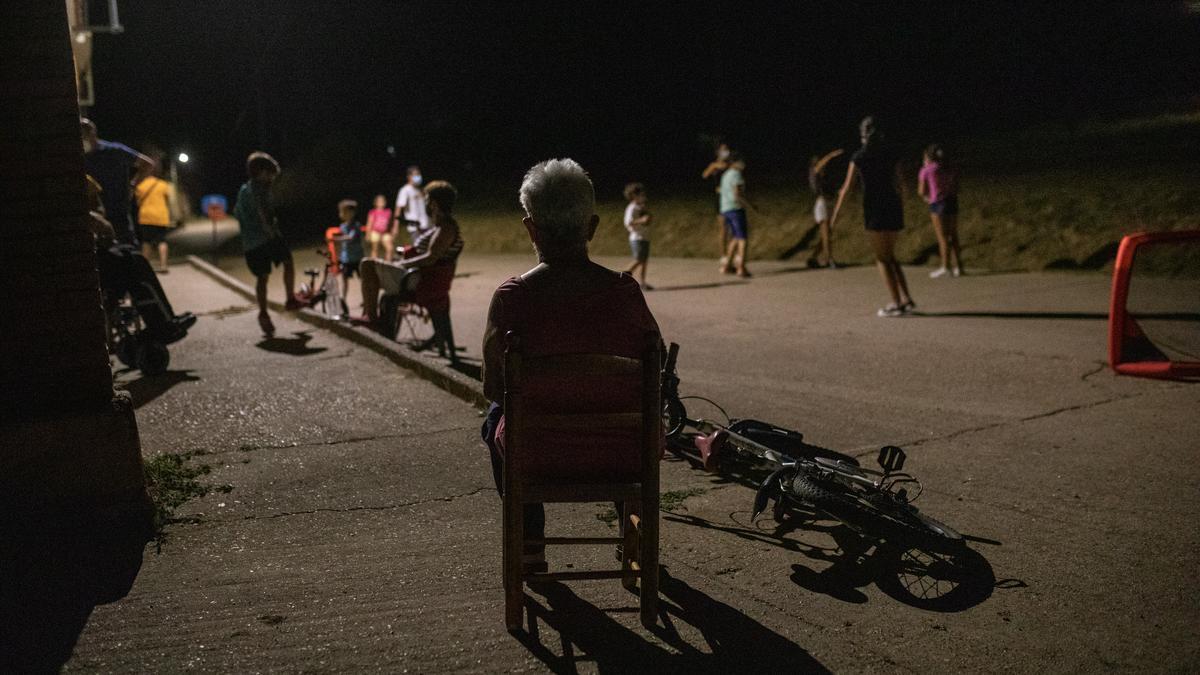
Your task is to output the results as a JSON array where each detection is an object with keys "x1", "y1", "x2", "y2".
[{"x1": 88, "y1": 1, "x2": 1199, "y2": 213}]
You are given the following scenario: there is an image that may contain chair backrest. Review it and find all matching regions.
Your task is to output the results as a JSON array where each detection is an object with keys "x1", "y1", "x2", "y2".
[{"x1": 503, "y1": 330, "x2": 661, "y2": 489}]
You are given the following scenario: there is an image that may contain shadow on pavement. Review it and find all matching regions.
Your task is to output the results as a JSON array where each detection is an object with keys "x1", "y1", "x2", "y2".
[
  {"x1": 650, "y1": 280, "x2": 750, "y2": 292},
  {"x1": 448, "y1": 357, "x2": 482, "y2": 381},
  {"x1": 916, "y1": 310, "x2": 1200, "y2": 321},
  {"x1": 0, "y1": 500, "x2": 150, "y2": 672},
  {"x1": 255, "y1": 330, "x2": 328, "y2": 356},
  {"x1": 666, "y1": 510, "x2": 1003, "y2": 613},
  {"x1": 121, "y1": 369, "x2": 201, "y2": 409},
  {"x1": 515, "y1": 567, "x2": 828, "y2": 672}
]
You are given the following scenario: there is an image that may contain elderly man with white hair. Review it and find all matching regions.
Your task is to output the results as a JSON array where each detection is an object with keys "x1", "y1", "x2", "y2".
[{"x1": 481, "y1": 158, "x2": 662, "y2": 573}]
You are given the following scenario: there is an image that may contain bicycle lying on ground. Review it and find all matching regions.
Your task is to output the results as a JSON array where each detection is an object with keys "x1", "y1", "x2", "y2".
[{"x1": 661, "y1": 342, "x2": 965, "y2": 555}]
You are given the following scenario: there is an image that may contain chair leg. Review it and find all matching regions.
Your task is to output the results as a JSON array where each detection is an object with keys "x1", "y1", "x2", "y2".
[
  {"x1": 639, "y1": 501, "x2": 659, "y2": 628},
  {"x1": 503, "y1": 495, "x2": 524, "y2": 632},
  {"x1": 621, "y1": 500, "x2": 641, "y2": 591}
]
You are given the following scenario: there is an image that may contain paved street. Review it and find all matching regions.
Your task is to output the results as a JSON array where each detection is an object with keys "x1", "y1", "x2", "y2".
[{"x1": 65, "y1": 252, "x2": 1200, "y2": 672}]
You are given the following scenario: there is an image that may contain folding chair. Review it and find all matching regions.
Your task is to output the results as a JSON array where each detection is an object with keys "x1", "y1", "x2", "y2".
[{"x1": 502, "y1": 331, "x2": 661, "y2": 631}]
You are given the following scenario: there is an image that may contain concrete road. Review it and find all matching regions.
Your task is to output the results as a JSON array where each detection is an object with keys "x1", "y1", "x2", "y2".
[{"x1": 63, "y1": 254, "x2": 1199, "y2": 672}]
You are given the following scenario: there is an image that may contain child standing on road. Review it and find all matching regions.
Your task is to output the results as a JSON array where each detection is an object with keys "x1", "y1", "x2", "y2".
[
  {"x1": 808, "y1": 149, "x2": 844, "y2": 269},
  {"x1": 719, "y1": 153, "x2": 756, "y2": 278},
  {"x1": 918, "y1": 144, "x2": 963, "y2": 278},
  {"x1": 330, "y1": 199, "x2": 365, "y2": 299},
  {"x1": 622, "y1": 182, "x2": 654, "y2": 290},
  {"x1": 233, "y1": 151, "x2": 299, "y2": 337},
  {"x1": 393, "y1": 165, "x2": 428, "y2": 245},
  {"x1": 365, "y1": 194, "x2": 394, "y2": 261}
]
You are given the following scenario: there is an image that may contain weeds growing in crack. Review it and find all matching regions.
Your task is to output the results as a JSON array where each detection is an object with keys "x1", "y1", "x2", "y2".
[
  {"x1": 143, "y1": 451, "x2": 233, "y2": 551},
  {"x1": 595, "y1": 487, "x2": 708, "y2": 526}
]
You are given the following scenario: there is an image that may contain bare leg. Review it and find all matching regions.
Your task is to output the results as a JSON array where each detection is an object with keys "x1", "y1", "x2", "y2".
[
  {"x1": 869, "y1": 232, "x2": 903, "y2": 306},
  {"x1": 360, "y1": 259, "x2": 380, "y2": 320},
  {"x1": 158, "y1": 241, "x2": 169, "y2": 270},
  {"x1": 930, "y1": 213, "x2": 948, "y2": 270},
  {"x1": 255, "y1": 274, "x2": 274, "y2": 336},
  {"x1": 384, "y1": 231, "x2": 397, "y2": 262},
  {"x1": 818, "y1": 219, "x2": 832, "y2": 265},
  {"x1": 640, "y1": 257, "x2": 649, "y2": 286},
  {"x1": 282, "y1": 254, "x2": 295, "y2": 299},
  {"x1": 717, "y1": 213, "x2": 728, "y2": 258},
  {"x1": 723, "y1": 238, "x2": 739, "y2": 272},
  {"x1": 255, "y1": 275, "x2": 270, "y2": 314},
  {"x1": 892, "y1": 260, "x2": 913, "y2": 305},
  {"x1": 944, "y1": 214, "x2": 962, "y2": 273},
  {"x1": 141, "y1": 242, "x2": 153, "y2": 263},
  {"x1": 734, "y1": 239, "x2": 750, "y2": 275}
]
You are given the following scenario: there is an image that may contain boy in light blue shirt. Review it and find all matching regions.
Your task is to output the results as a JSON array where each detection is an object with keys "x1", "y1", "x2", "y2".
[{"x1": 719, "y1": 153, "x2": 757, "y2": 277}]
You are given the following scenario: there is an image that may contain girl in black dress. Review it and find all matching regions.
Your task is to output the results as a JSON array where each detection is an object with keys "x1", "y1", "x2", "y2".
[{"x1": 829, "y1": 117, "x2": 915, "y2": 317}]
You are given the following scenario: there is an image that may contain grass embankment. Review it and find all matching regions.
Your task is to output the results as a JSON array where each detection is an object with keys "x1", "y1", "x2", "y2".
[{"x1": 457, "y1": 113, "x2": 1200, "y2": 273}]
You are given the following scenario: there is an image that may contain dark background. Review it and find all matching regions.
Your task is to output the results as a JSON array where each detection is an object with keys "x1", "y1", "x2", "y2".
[{"x1": 87, "y1": 1, "x2": 1200, "y2": 227}]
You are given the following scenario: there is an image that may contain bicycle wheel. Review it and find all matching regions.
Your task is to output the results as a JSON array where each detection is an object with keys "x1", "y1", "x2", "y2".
[
  {"x1": 874, "y1": 544, "x2": 994, "y2": 612},
  {"x1": 789, "y1": 473, "x2": 964, "y2": 553},
  {"x1": 663, "y1": 396, "x2": 687, "y2": 438}
]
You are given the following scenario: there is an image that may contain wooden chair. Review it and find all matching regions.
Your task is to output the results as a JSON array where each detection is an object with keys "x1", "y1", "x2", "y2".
[{"x1": 502, "y1": 331, "x2": 661, "y2": 631}]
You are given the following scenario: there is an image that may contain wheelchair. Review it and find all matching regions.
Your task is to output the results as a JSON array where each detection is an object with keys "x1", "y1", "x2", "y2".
[{"x1": 100, "y1": 244, "x2": 195, "y2": 376}]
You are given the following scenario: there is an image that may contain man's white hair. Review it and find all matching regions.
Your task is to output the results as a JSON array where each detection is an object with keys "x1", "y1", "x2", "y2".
[{"x1": 519, "y1": 158, "x2": 595, "y2": 249}]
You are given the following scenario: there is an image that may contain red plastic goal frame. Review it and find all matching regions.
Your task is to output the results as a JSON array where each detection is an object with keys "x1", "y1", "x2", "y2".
[{"x1": 1108, "y1": 230, "x2": 1200, "y2": 379}]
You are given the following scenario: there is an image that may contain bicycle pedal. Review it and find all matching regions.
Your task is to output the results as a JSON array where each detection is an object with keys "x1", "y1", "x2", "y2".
[{"x1": 877, "y1": 445, "x2": 906, "y2": 472}]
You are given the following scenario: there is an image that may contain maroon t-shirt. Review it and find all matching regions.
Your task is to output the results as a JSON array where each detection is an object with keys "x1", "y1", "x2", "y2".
[{"x1": 486, "y1": 268, "x2": 661, "y2": 482}]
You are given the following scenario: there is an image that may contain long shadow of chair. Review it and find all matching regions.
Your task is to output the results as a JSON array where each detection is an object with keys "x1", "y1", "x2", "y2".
[{"x1": 516, "y1": 567, "x2": 829, "y2": 672}]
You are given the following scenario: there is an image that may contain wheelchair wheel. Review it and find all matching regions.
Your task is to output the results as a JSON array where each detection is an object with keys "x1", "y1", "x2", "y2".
[
  {"x1": 136, "y1": 340, "x2": 170, "y2": 376},
  {"x1": 115, "y1": 335, "x2": 139, "y2": 368}
]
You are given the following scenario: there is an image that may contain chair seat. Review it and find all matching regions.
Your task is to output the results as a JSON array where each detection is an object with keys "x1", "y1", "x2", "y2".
[{"x1": 521, "y1": 482, "x2": 642, "y2": 504}]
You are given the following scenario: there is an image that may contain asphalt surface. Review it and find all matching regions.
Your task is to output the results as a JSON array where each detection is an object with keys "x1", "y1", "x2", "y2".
[{"x1": 63, "y1": 247, "x2": 1199, "y2": 672}]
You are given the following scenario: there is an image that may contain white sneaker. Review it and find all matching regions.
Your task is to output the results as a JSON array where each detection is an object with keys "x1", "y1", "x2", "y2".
[
  {"x1": 952, "y1": 267, "x2": 964, "y2": 277},
  {"x1": 877, "y1": 304, "x2": 904, "y2": 318},
  {"x1": 929, "y1": 267, "x2": 949, "y2": 279}
]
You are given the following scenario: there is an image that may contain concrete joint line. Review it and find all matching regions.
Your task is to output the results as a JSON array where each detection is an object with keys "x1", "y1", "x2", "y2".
[
  {"x1": 186, "y1": 255, "x2": 488, "y2": 409},
  {"x1": 854, "y1": 388, "x2": 1161, "y2": 459}
]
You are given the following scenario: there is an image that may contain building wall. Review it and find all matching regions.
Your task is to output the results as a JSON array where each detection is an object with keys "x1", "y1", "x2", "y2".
[{"x1": 0, "y1": 0, "x2": 146, "y2": 511}]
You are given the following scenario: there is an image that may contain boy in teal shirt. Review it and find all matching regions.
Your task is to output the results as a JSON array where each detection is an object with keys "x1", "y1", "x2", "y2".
[
  {"x1": 233, "y1": 151, "x2": 299, "y2": 336},
  {"x1": 719, "y1": 153, "x2": 757, "y2": 277}
]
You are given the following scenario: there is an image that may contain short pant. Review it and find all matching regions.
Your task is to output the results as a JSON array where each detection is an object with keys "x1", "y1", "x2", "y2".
[
  {"x1": 813, "y1": 196, "x2": 830, "y2": 223},
  {"x1": 722, "y1": 209, "x2": 749, "y2": 240},
  {"x1": 629, "y1": 239, "x2": 650, "y2": 262},
  {"x1": 340, "y1": 261, "x2": 359, "y2": 279},
  {"x1": 138, "y1": 224, "x2": 169, "y2": 245},
  {"x1": 244, "y1": 237, "x2": 291, "y2": 278},
  {"x1": 366, "y1": 230, "x2": 388, "y2": 244},
  {"x1": 930, "y1": 195, "x2": 959, "y2": 216}
]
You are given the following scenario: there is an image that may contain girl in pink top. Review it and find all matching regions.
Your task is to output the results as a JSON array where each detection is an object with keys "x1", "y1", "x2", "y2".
[
  {"x1": 917, "y1": 144, "x2": 963, "y2": 278},
  {"x1": 365, "y1": 194, "x2": 395, "y2": 260}
]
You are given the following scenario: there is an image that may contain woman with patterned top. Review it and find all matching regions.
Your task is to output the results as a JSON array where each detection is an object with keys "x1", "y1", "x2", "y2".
[{"x1": 357, "y1": 180, "x2": 463, "y2": 361}]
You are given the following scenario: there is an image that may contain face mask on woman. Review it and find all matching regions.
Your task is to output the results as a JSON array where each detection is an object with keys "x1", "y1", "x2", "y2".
[{"x1": 412, "y1": 174, "x2": 423, "y2": 186}]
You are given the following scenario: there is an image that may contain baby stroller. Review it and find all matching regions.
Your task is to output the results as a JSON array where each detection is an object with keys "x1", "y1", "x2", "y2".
[{"x1": 101, "y1": 245, "x2": 196, "y2": 376}]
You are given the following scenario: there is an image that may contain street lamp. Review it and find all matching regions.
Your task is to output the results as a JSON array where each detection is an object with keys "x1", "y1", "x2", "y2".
[{"x1": 177, "y1": 152, "x2": 189, "y2": 164}]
